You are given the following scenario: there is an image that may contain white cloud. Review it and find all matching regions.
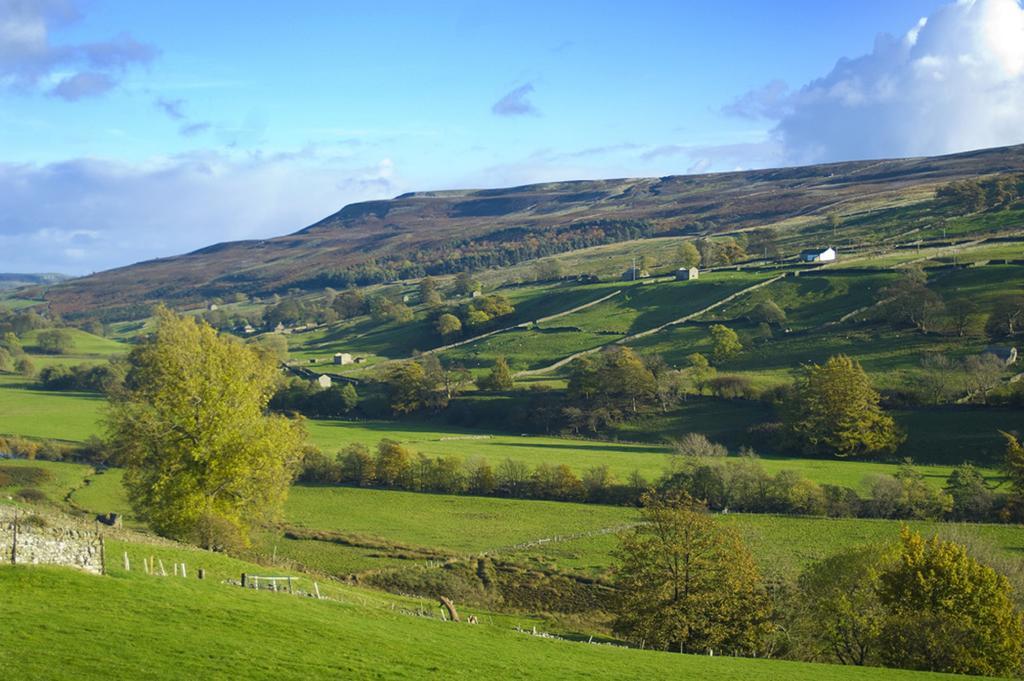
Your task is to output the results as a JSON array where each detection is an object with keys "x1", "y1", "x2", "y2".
[
  {"x1": 727, "y1": 0, "x2": 1024, "y2": 164},
  {"x1": 0, "y1": 150, "x2": 402, "y2": 275}
]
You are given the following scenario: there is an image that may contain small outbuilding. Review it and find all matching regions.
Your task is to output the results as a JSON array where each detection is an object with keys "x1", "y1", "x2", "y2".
[
  {"x1": 675, "y1": 267, "x2": 699, "y2": 281},
  {"x1": 800, "y1": 247, "x2": 837, "y2": 263},
  {"x1": 316, "y1": 375, "x2": 332, "y2": 389},
  {"x1": 333, "y1": 352, "x2": 353, "y2": 365}
]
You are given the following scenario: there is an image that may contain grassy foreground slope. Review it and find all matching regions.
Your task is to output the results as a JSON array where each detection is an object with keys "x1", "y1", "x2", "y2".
[{"x1": 0, "y1": 565, "x2": 987, "y2": 680}]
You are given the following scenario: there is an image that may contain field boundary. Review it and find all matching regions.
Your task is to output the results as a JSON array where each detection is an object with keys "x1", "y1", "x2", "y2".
[{"x1": 516, "y1": 274, "x2": 784, "y2": 377}]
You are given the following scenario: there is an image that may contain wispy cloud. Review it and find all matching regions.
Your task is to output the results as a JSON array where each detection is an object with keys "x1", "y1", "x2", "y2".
[
  {"x1": 154, "y1": 97, "x2": 186, "y2": 120},
  {"x1": 0, "y1": 1, "x2": 156, "y2": 100},
  {"x1": 153, "y1": 96, "x2": 212, "y2": 137},
  {"x1": 491, "y1": 83, "x2": 540, "y2": 116}
]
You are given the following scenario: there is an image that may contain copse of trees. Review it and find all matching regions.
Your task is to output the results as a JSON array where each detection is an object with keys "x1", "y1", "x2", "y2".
[
  {"x1": 38, "y1": 361, "x2": 126, "y2": 394},
  {"x1": 793, "y1": 529, "x2": 1024, "y2": 676},
  {"x1": 937, "y1": 173, "x2": 1024, "y2": 214},
  {"x1": 459, "y1": 293, "x2": 514, "y2": 328},
  {"x1": 106, "y1": 307, "x2": 306, "y2": 551},
  {"x1": 35, "y1": 328, "x2": 74, "y2": 355},
  {"x1": 565, "y1": 347, "x2": 658, "y2": 430},
  {"x1": 383, "y1": 356, "x2": 471, "y2": 414},
  {"x1": 269, "y1": 377, "x2": 358, "y2": 417},
  {"x1": 0, "y1": 309, "x2": 50, "y2": 336},
  {"x1": 676, "y1": 241, "x2": 701, "y2": 269}
]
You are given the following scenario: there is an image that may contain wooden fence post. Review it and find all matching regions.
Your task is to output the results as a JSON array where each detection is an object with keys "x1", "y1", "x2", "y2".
[
  {"x1": 313, "y1": 582, "x2": 321, "y2": 600},
  {"x1": 197, "y1": 568, "x2": 205, "y2": 580},
  {"x1": 11, "y1": 509, "x2": 17, "y2": 566},
  {"x1": 123, "y1": 552, "x2": 130, "y2": 571},
  {"x1": 241, "y1": 572, "x2": 247, "y2": 588}
]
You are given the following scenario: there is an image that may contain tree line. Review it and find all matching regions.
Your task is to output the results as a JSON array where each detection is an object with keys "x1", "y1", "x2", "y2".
[{"x1": 296, "y1": 431, "x2": 1024, "y2": 523}]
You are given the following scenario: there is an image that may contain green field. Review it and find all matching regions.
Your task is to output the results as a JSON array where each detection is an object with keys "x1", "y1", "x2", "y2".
[
  {"x1": 0, "y1": 458, "x2": 94, "y2": 504},
  {"x1": 60, "y1": 462, "x2": 1024, "y2": 584},
  {"x1": 0, "y1": 374, "x2": 105, "y2": 442},
  {"x1": 0, "y1": 372, "x2": 1010, "y2": 491},
  {"x1": 2, "y1": 563, "x2": 977, "y2": 680}
]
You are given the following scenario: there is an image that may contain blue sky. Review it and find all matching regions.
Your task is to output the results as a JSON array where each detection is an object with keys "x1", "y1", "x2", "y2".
[{"x1": 2, "y1": 0, "x2": 1024, "y2": 274}]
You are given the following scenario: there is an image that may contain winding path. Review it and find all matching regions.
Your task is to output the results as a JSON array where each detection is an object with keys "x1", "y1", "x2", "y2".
[{"x1": 515, "y1": 274, "x2": 785, "y2": 377}]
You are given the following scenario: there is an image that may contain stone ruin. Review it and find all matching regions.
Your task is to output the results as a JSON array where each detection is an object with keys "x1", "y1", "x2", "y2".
[{"x1": 0, "y1": 506, "x2": 105, "y2": 575}]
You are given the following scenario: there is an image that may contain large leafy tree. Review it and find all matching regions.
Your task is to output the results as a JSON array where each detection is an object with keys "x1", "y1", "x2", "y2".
[
  {"x1": 785, "y1": 354, "x2": 901, "y2": 457},
  {"x1": 612, "y1": 492, "x2": 770, "y2": 655},
  {"x1": 106, "y1": 307, "x2": 305, "y2": 549},
  {"x1": 877, "y1": 529, "x2": 1024, "y2": 677},
  {"x1": 567, "y1": 346, "x2": 656, "y2": 418},
  {"x1": 793, "y1": 545, "x2": 889, "y2": 666}
]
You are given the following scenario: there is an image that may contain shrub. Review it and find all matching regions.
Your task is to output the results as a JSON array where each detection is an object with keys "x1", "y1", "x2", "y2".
[
  {"x1": 15, "y1": 488, "x2": 47, "y2": 503},
  {"x1": 0, "y1": 465, "x2": 50, "y2": 486},
  {"x1": 670, "y1": 433, "x2": 728, "y2": 458},
  {"x1": 707, "y1": 375, "x2": 758, "y2": 399}
]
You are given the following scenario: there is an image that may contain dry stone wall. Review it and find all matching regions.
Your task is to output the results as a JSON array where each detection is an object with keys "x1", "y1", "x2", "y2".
[{"x1": 0, "y1": 506, "x2": 104, "y2": 575}]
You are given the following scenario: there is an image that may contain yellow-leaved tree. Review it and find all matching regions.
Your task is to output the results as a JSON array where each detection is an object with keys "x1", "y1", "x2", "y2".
[
  {"x1": 106, "y1": 307, "x2": 305, "y2": 550},
  {"x1": 785, "y1": 354, "x2": 902, "y2": 457},
  {"x1": 612, "y1": 491, "x2": 770, "y2": 655}
]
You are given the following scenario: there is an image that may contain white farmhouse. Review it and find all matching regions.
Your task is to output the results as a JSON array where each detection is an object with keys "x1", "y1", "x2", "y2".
[{"x1": 800, "y1": 247, "x2": 836, "y2": 263}]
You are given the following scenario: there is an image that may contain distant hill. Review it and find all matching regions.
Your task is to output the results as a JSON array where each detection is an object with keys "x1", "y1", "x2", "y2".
[
  {"x1": 44, "y1": 144, "x2": 1024, "y2": 318},
  {"x1": 0, "y1": 273, "x2": 68, "y2": 291}
]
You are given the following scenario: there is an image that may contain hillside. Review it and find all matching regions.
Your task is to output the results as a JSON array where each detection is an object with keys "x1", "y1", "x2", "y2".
[
  {"x1": 43, "y1": 144, "x2": 1024, "y2": 318},
  {"x1": 0, "y1": 273, "x2": 68, "y2": 291}
]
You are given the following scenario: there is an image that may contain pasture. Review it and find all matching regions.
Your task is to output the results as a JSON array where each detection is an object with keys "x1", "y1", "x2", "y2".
[{"x1": 1, "y1": 563, "x2": 974, "y2": 681}]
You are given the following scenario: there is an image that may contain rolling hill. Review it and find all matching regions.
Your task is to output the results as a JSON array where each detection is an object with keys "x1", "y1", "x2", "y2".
[{"x1": 43, "y1": 144, "x2": 1024, "y2": 318}]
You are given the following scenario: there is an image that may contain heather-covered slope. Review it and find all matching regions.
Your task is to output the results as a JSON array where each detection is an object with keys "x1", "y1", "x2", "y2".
[{"x1": 45, "y1": 144, "x2": 1024, "y2": 317}]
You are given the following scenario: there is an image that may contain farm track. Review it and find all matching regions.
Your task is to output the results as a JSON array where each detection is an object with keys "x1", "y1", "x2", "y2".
[
  {"x1": 516, "y1": 275, "x2": 785, "y2": 377},
  {"x1": 336, "y1": 288, "x2": 625, "y2": 376}
]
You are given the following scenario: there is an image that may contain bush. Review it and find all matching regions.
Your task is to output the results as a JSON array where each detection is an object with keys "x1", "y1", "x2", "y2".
[
  {"x1": 670, "y1": 433, "x2": 728, "y2": 458},
  {"x1": 15, "y1": 488, "x2": 47, "y2": 503},
  {"x1": 0, "y1": 465, "x2": 51, "y2": 487},
  {"x1": 190, "y1": 512, "x2": 246, "y2": 553},
  {"x1": 707, "y1": 375, "x2": 758, "y2": 399}
]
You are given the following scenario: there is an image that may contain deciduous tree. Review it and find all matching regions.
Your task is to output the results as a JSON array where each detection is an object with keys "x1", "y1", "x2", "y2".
[
  {"x1": 709, "y1": 324, "x2": 742, "y2": 363},
  {"x1": 785, "y1": 354, "x2": 901, "y2": 457},
  {"x1": 106, "y1": 307, "x2": 305, "y2": 549},
  {"x1": 612, "y1": 492, "x2": 770, "y2": 655},
  {"x1": 877, "y1": 529, "x2": 1024, "y2": 677}
]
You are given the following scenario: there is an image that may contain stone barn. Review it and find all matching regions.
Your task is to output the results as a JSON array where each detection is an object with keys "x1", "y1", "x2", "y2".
[
  {"x1": 333, "y1": 353, "x2": 353, "y2": 365},
  {"x1": 675, "y1": 267, "x2": 699, "y2": 281}
]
